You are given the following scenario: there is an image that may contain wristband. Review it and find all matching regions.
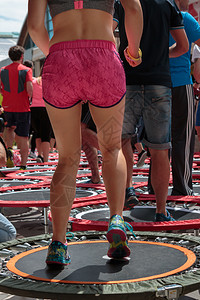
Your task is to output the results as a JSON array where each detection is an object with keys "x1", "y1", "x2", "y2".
[{"x1": 124, "y1": 47, "x2": 142, "y2": 62}]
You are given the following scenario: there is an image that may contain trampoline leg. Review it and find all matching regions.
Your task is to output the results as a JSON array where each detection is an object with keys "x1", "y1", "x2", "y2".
[
  {"x1": 156, "y1": 284, "x2": 182, "y2": 299},
  {"x1": 194, "y1": 229, "x2": 200, "y2": 236},
  {"x1": 43, "y1": 207, "x2": 48, "y2": 234}
]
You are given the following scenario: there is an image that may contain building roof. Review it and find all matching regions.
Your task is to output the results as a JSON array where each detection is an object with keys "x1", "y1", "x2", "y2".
[{"x1": 0, "y1": 34, "x2": 18, "y2": 61}]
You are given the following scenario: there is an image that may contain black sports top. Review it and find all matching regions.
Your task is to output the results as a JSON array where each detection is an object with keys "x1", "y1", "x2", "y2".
[{"x1": 48, "y1": 0, "x2": 114, "y2": 18}]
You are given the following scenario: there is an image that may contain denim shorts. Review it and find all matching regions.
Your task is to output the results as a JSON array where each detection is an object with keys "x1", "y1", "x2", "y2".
[{"x1": 122, "y1": 85, "x2": 171, "y2": 150}]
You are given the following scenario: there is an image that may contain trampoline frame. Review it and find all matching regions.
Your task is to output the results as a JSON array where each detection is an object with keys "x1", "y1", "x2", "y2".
[{"x1": 0, "y1": 231, "x2": 200, "y2": 299}]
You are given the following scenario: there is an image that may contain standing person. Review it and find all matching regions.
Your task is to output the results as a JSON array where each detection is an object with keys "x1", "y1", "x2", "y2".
[
  {"x1": 28, "y1": 0, "x2": 143, "y2": 264},
  {"x1": 192, "y1": 45, "x2": 200, "y2": 142},
  {"x1": 31, "y1": 74, "x2": 52, "y2": 163},
  {"x1": 169, "y1": 0, "x2": 200, "y2": 196},
  {"x1": 0, "y1": 46, "x2": 33, "y2": 170},
  {"x1": 114, "y1": 0, "x2": 189, "y2": 219}
]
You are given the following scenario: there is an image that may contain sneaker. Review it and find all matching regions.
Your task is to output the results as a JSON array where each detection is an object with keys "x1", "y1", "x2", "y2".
[
  {"x1": 29, "y1": 151, "x2": 36, "y2": 159},
  {"x1": 6, "y1": 148, "x2": 14, "y2": 168},
  {"x1": 46, "y1": 241, "x2": 71, "y2": 266},
  {"x1": 124, "y1": 187, "x2": 139, "y2": 210},
  {"x1": 19, "y1": 166, "x2": 27, "y2": 170},
  {"x1": 106, "y1": 215, "x2": 131, "y2": 259},
  {"x1": 155, "y1": 209, "x2": 175, "y2": 222},
  {"x1": 137, "y1": 150, "x2": 147, "y2": 167},
  {"x1": 36, "y1": 155, "x2": 44, "y2": 163}
]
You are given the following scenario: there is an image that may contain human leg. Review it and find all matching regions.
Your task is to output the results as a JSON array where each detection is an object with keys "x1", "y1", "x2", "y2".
[
  {"x1": 14, "y1": 112, "x2": 31, "y2": 168},
  {"x1": 122, "y1": 86, "x2": 145, "y2": 209},
  {"x1": 81, "y1": 124, "x2": 100, "y2": 183},
  {"x1": 171, "y1": 85, "x2": 195, "y2": 195},
  {"x1": 39, "y1": 108, "x2": 51, "y2": 162},
  {"x1": 4, "y1": 127, "x2": 15, "y2": 148},
  {"x1": 143, "y1": 85, "x2": 172, "y2": 220},
  {"x1": 89, "y1": 99, "x2": 132, "y2": 258},
  {"x1": 149, "y1": 148, "x2": 170, "y2": 214},
  {"x1": 45, "y1": 102, "x2": 82, "y2": 244},
  {"x1": 15, "y1": 135, "x2": 29, "y2": 166},
  {"x1": 89, "y1": 99, "x2": 126, "y2": 217}
]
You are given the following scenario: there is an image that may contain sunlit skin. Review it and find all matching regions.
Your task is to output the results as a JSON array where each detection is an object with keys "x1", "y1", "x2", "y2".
[{"x1": 28, "y1": 0, "x2": 143, "y2": 245}]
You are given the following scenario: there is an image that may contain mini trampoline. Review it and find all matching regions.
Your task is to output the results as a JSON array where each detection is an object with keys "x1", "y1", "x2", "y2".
[
  {"x1": 65, "y1": 194, "x2": 200, "y2": 231},
  {"x1": 0, "y1": 231, "x2": 200, "y2": 299},
  {"x1": 0, "y1": 178, "x2": 42, "y2": 192}
]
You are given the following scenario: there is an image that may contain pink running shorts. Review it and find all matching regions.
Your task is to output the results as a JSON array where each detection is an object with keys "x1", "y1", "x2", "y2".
[{"x1": 42, "y1": 40, "x2": 126, "y2": 108}]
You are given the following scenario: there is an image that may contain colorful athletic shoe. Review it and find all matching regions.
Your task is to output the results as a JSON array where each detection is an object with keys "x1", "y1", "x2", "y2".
[
  {"x1": 46, "y1": 241, "x2": 71, "y2": 266},
  {"x1": 19, "y1": 166, "x2": 27, "y2": 170},
  {"x1": 124, "y1": 187, "x2": 139, "y2": 210},
  {"x1": 6, "y1": 148, "x2": 14, "y2": 168},
  {"x1": 106, "y1": 215, "x2": 132, "y2": 259},
  {"x1": 155, "y1": 210, "x2": 175, "y2": 222}
]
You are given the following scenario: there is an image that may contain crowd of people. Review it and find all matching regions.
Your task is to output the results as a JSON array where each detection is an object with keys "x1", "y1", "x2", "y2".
[{"x1": 0, "y1": 0, "x2": 199, "y2": 266}]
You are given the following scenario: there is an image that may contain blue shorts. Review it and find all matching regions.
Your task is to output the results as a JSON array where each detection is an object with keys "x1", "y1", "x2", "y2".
[
  {"x1": 122, "y1": 85, "x2": 171, "y2": 150},
  {"x1": 4, "y1": 112, "x2": 31, "y2": 137}
]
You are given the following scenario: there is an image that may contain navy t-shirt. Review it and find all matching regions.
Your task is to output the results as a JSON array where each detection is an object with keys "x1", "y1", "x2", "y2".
[{"x1": 113, "y1": 0, "x2": 184, "y2": 87}]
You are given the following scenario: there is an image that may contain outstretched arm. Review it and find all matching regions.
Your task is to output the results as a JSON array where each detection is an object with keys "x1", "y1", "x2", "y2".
[
  {"x1": 120, "y1": 0, "x2": 143, "y2": 67},
  {"x1": 27, "y1": 0, "x2": 49, "y2": 56}
]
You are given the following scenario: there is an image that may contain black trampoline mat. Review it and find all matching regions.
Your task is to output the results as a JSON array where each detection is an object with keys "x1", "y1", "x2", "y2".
[
  {"x1": 0, "y1": 180, "x2": 36, "y2": 187},
  {"x1": 19, "y1": 171, "x2": 55, "y2": 177},
  {"x1": 75, "y1": 206, "x2": 200, "y2": 222},
  {"x1": 0, "y1": 188, "x2": 96, "y2": 202},
  {"x1": 7, "y1": 240, "x2": 196, "y2": 284},
  {"x1": 132, "y1": 176, "x2": 148, "y2": 183},
  {"x1": 77, "y1": 169, "x2": 91, "y2": 175}
]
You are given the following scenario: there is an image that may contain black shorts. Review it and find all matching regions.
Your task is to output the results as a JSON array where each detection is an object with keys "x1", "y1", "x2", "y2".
[
  {"x1": 31, "y1": 107, "x2": 52, "y2": 142},
  {"x1": 4, "y1": 111, "x2": 31, "y2": 137}
]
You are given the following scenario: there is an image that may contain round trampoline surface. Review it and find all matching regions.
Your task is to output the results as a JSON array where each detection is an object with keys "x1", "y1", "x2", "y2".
[
  {"x1": 75, "y1": 206, "x2": 200, "y2": 223},
  {"x1": 7, "y1": 240, "x2": 196, "y2": 284},
  {"x1": 0, "y1": 187, "x2": 98, "y2": 202},
  {"x1": 0, "y1": 179, "x2": 37, "y2": 187}
]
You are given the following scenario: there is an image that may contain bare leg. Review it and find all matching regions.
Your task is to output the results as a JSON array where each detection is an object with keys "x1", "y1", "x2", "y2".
[
  {"x1": 36, "y1": 139, "x2": 50, "y2": 162},
  {"x1": 89, "y1": 98, "x2": 127, "y2": 217},
  {"x1": 41, "y1": 141, "x2": 50, "y2": 162},
  {"x1": 135, "y1": 142, "x2": 143, "y2": 154},
  {"x1": 149, "y1": 148, "x2": 170, "y2": 214},
  {"x1": 81, "y1": 124, "x2": 100, "y2": 183},
  {"x1": 15, "y1": 135, "x2": 29, "y2": 166},
  {"x1": 4, "y1": 127, "x2": 15, "y2": 148},
  {"x1": 45, "y1": 102, "x2": 82, "y2": 244},
  {"x1": 36, "y1": 138, "x2": 42, "y2": 156},
  {"x1": 122, "y1": 138, "x2": 134, "y2": 188},
  {"x1": 50, "y1": 138, "x2": 56, "y2": 152}
]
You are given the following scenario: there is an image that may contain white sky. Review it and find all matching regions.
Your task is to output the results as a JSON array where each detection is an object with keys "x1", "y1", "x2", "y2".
[{"x1": 0, "y1": 0, "x2": 28, "y2": 33}]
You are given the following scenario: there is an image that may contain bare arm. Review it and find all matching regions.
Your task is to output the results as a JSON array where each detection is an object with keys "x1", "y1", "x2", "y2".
[
  {"x1": 193, "y1": 58, "x2": 200, "y2": 84},
  {"x1": 26, "y1": 81, "x2": 33, "y2": 98},
  {"x1": 27, "y1": 0, "x2": 49, "y2": 56},
  {"x1": 120, "y1": 0, "x2": 143, "y2": 66},
  {"x1": 169, "y1": 28, "x2": 189, "y2": 58}
]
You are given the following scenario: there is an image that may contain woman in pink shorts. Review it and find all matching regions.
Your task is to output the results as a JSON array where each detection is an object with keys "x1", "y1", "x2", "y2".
[{"x1": 28, "y1": 0, "x2": 143, "y2": 264}]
